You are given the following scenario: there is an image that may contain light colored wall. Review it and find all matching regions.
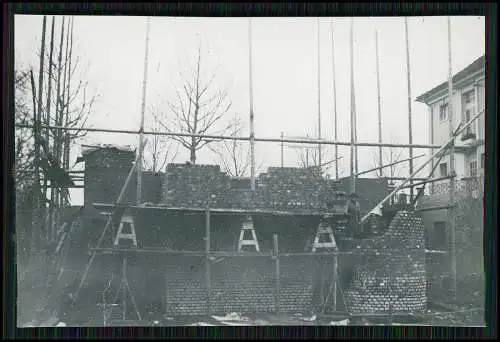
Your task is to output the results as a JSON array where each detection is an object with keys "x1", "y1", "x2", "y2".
[{"x1": 427, "y1": 72, "x2": 485, "y2": 184}]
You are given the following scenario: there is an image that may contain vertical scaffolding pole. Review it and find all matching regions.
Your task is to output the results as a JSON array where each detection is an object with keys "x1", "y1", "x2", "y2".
[
  {"x1": 273, "y1": 234, "x2": 280, "y2": 313},
  {"x1": 447, "y1": 16, "x2": 457, "y2": 300},
  {"x1": 330, "y1": 21, "x2": 339, "y2": 180},
  {"x1": 349, "y1": 18, "x2": 357, "y2": 193},
  {"x1": 137, "y1": 17, "x2": 151, "y2": 204},
  {"x1": 280, "y1": 132, "x2": 284, "y2": 168},
  {"x1": 430, "y1": 105, "x2": 435, "y2": 194},
  {"x1": 404, "y1": 17, "x2": 414, "y2": 201},
  {"x1": 35, "y1": 16, "x2": 47, "y2": 242},
  {"x1": 248, "y1": 18, "x2": 256, "y2": 192},
  {"x1": 317, "y1": 18, "x2": 322, "y2": 169},
  {"x1": 205, "y1": 208, "x2": 212, "y2": 314},
  {"x1": 375, "y1": 29, "x2": 383, "y2": 177},
  {"x1": 121, "y1": 256, "x2": 127, "y2": 320}
]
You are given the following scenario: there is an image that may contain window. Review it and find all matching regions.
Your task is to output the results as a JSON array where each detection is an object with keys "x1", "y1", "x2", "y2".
[
  {"x1": 439, "y1": 162, "x2": 448, "y2": 177},
  {"x1": 481, "y1": 153, "x2": 485, "y2": 169},
  {"x1": 464, "y1": 91, "x2": 472, "y2": 104},
  {"x1": 439, "y1": 103, "x2": 448, "y2": 122},
  {"x1": 431, "y1": 221, "x2": 447, "y2": 250},
  {"x1": 462, "y1": 90, "x2": 476, "y2": 136},
  {"x1": 470, "y1": 161, "x2": 478, "y2": 178},
  {"x1": 465, "y1": 110, "x2": 473, "y2": 135}
]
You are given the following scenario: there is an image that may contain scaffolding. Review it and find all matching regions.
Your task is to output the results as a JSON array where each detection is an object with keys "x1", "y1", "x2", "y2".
[{"x1": 15, "y1": 16, "x2": 485, "y2": 325}]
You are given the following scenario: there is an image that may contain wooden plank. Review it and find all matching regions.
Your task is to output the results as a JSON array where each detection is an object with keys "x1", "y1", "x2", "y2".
[{"x1": 92, "y1": 202, "x2": 349, "y2": 217}]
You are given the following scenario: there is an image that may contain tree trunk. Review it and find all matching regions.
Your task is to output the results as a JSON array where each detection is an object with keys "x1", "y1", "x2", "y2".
[
  {"x1": 51, "y1": 16, "x2": 65, "y2": 241},
  {"x1": 190, "y1": 144, "x2": 196, "y2": 164},
  {"x1": 45, "y1": 16, "x2": 55, "y2": 241},
  {"x1": 62, "y1": 17, "x2": 74, "y2": 208},
  {"x1": 35, "y1": 16, "x2": 47, "y2": 245}
]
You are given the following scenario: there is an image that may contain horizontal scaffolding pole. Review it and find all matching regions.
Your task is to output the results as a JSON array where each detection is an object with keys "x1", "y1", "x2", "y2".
[
  {"x1": 398, "y1": 175, "x2": 454, "y2": 190},
  {"x1": 15, "y1": 123, "x2": 442, "y2": 149},
  {"x1": 92, "y1": 202, "x2": 348, "y2": 217},
  {"x1": 88, "y1": 247, "x2": 430, "y2": 257},
  {"x1": 354, "y1": 154, "x2": 425, "y2": 177},
  {"x1": 415, "y1": 204, "x2": 456, "y2": 212},
  {"x1": 386, "y1": 177, "x2": 427, "y2": 181}
]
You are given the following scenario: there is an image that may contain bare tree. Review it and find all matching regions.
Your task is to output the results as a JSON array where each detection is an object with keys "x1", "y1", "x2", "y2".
[
  {"x1": 294, "y1": 133, "x2": 338, "y2": 174},
  {"x1": 15, "y1": 68, "x2": 38, "y2": 262},
  {"x1": 14, "y1": 69, "x2": 36, "y2": 188},
  {"x1": 155, "y1": 40, "x2": 232, "y2": 165},
  {"x1": 372, "y1": 146, "x2": 404, "y2": 179},
  {"x1": 143, "y1": 116, "x2": 179, "y2": 173},
  {"x1": 297, "y1": 145, "x2": 326, "y2": 169},
  {"x1": 210, "y1": 114, "x2": 251, "y2": 177},
  {"x1": 18, "y1": 16, "x2": 98, "y2": 242}
]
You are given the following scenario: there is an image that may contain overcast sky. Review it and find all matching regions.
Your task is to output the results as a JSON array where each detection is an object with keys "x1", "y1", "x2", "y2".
[{"x1": 15, "y1": 15, "x2": 485, "y2": 205}]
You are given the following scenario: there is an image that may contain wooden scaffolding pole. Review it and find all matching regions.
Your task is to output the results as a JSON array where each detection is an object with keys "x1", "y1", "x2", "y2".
[
  {"x1": 137, "y1": 17, "x2": 151, "y2": 204},
  {"x1": 112, "y1": 255, "x2": 142, "y2": 321},
  {"x1": 375, "y1": 29, "x2": 383, "y2": 177},
  {"x1": 205, "y1": 208, "x2": 212, "y2": 314},
  {"x1": 447, "y1": 16, "x2": 457, "y2": 300},
  {"x1": 34, "y1": 16, "x2": 47, "y2": 243},
  {"x1": 248, "y1": 18, "x2": 256, "y2": 192},
  {"x1": 349, "y1": 18, "x2": 357, "y2": 193},
  {"x1": 354, "y1": 154, "x2": 424, "y2": 178},
  {"x1": 273, "y1": 234, "x2": 280, "y2": 313},
  {"x1": 280, "y1": 132, "x2": 284, "y2": 168},
  {"x1": 404, "y1": 17, "x2": 415, "y2": 201},
  {"x1": 72, "y1": 141, "x2": 146, "y2": 302},
  {"x1": 317, "y1": 18, "x2": 322, "y2": 169},
  {"x1": 17, "y1": 123, "x2": 444, "y2": 149},
  {"x1": 360, "y1": 107, "x2": 484, "y2": 223},
  {"x1": 330, "y1": 20, "x2": 339, "y2": 180}
]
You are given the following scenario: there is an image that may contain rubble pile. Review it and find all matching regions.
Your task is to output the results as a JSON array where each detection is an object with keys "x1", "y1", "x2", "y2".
[{"x1": 344, "y1": 211, "x2": 427, "y2": 314}]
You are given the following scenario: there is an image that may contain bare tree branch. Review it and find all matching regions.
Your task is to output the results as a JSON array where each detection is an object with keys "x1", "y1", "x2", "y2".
[{"x1": 155, "y1": 38, "x2": 232, "y2": 164}]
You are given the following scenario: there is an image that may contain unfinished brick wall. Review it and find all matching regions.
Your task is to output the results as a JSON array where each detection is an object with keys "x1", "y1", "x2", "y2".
[
  {"x1": 162, "y1": 164, "x2": 231, "y2": 208},
  {"x1": 160, "y1": 164, "x2": 347, "y2": 213},
  {"x1": 164, "y1": 256, "x2": 314, "y2": 315},
  {"x1": 257, "y1": 167, "x2": 346, "y2": 213},
  {"x1": 343, "y1": 210, "x2": 427, "y2": 314}
]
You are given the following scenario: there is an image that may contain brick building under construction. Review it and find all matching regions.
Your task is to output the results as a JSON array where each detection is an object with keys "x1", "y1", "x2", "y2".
[{"x1": 38, "y1": 143, "x2": 429, "y2": 325}]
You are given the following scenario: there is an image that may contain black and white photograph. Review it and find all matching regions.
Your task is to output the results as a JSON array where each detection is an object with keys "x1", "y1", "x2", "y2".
[{"x1": 14, "y1": 14, "x2": 486, "y2": 327}]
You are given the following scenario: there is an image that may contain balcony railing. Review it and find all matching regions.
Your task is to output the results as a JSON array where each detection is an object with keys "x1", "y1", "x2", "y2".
[{"x1": 431, "y1": 176, "x2": 484, "y2": 198}]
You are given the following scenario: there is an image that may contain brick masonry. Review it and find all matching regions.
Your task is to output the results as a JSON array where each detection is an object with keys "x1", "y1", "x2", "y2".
[
  {"x1": 75, "y1": 147, "x2": 431, "y2": 317},
  {"x1": 161, "y1": 164, "x2": 347, "y2": 213},
  {"x1": 164, "y1": 256, "x2": 314, "y2": 315},
  {"x1": 343, "y1": 210, "x2": 427, "y2": 314}
]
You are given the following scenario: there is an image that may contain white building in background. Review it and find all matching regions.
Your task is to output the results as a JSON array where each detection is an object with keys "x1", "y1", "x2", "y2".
[{"x1": 415, "y1": 54, "x2": 485, "y2": 193}]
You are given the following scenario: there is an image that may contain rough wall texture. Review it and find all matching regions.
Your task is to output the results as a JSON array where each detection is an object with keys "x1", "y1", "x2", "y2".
[
  {"x1": 343, "y1": 210, "x2": 427, "y2": 314},
  {"x1": 417, "y1": 189, "x2": 484, "y2": 305},
  {"x1": 162, "y1": 164, "x2": 231, "y2": 208},
  {"x1": 83, "y1": 148, "x2": 135, "y2": 170},
  {"x1": 165, "y1": 256, "x2": 314, "y2": 315},
  {"x1": 161, "y1": 164, "x2": 347, "y2": 214}
]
